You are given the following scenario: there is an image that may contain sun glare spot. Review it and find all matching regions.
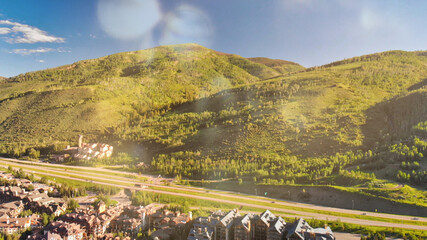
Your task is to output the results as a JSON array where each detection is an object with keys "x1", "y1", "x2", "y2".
[
  {"x1": 97, "y1": 0, "x2": 162, "y2": 40},
  {"x1": 160, "y1": 4, "x2": 213, "y2": 47}
]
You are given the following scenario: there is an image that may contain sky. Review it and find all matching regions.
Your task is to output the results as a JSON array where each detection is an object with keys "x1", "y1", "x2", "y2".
[{"x1": 0, "y1": 0, "x2": 426, "y2": 77}]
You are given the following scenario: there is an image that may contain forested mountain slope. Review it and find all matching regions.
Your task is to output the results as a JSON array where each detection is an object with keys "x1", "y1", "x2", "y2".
[
  {"x1": 145, "y1": 51, "x2": 427, "y2": 182},
  {"x1": 0, "y1": 46, "x2": 426, "y2": 192},
  {"x1": 0, "y1": 43, "x2": 289, "y2": 148}
]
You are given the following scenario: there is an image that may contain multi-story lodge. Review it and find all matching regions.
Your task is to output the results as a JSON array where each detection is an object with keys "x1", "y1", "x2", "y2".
[{"x1": 187, "y1": 210, "x2": 335, "y2": 240}]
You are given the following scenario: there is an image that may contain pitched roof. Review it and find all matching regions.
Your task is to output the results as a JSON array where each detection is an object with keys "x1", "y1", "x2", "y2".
[
  {"x1": 219, "y1": 209, "x2": 239, "y2": 226},
  {"x1": 235, "y1": 213, "x2": 253, "y2": 231},
  {"x1": 268, "y1": 216, "x2": 286, "y2": 233},
  {"x1": 285, "y1": 218, "x2": 313, "y2": 239},
  {"x1": 259, "y1": 210, "x2": 276, "y2": 225}
]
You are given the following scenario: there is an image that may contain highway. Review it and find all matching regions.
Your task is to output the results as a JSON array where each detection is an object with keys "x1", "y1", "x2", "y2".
[{"x1": 1, "y1": 157, "x2": 426, "y2": 231}]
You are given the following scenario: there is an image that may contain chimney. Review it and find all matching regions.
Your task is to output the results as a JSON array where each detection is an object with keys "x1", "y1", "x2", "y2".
[{"x1": 78, "y1": 135, "x2": 83, "y2": 148}]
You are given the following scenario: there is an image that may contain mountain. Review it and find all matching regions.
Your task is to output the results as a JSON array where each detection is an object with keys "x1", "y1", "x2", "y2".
[
  {"x1": 146, "y1": 50, "x2": 427, "y2": 182},
  {"x1": 0, "y1": 43, "x2": 291, "y2": 148},
  {"x1": 1, "y1": 45, "x2": 427, "y2": 197}
]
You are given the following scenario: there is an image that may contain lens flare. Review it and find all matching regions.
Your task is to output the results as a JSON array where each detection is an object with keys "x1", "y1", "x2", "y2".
[
  {"x1": 97, "y1": 0, "x2": 162, "y2": 40},
  {"x1": 160, "y1": 4, "x2": 213, "y2": 46}
]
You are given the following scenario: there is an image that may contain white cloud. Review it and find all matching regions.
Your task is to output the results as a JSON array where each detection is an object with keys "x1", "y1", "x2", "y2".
[
  {"x1": 11, "y1": 47, "x2": 54, "y2": 55},
  {"x1": 0, "y1": 20, "x2": 65, "y2": 43},
  {"x1": 56, "y1": 47, "x2": 71, "y2": 53},
  {"x1": 38, "y1": 59, "x2": 45, "y2": 63},
  {"x1": 0, "y1": 27, "x2": 11, "y2": 34},
  {"x1": 10, "y1": 47, "x2": 70, "y2": 55}
]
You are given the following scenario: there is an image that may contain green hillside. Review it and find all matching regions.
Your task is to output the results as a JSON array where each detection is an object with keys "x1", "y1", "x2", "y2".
[
  {"x1": 0, "y1": 45, "x2": 427, "y2": 207},
  {"x1": 0, "y1": 43, "x2": 284, "y2": 148},
  {"x1": 144, "y1": 51, "x2": 427, "y2": 180},
  {"x1": 248, "y1": 57, "x2": 305, "y2": 74}
]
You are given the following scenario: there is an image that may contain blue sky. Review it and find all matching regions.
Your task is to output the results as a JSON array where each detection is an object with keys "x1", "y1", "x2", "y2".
[{"x1": 0, "y1": 0, "x2": 426, "y2": 77}]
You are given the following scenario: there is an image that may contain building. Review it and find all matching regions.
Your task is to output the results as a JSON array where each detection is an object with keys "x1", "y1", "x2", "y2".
[
  {"x1": 28, "y1": 231, "x2": 63, "y2": 240},
  {"x1": 52, "y1": 135, "x2": 114, "y2": 162},
  {"x1": 59, "y1": 205, "x2": 123, "y2": 237},
  {"x1": 215, "y1": 209, "x2": 240, "y2": 240},
  {"x1": 285, "y1": 218, "x2": 335, "y2": 240},
  {"x1": 0, "y1": 200, "x2": 24, "y2": 217},
  {"x1": 188, "y1": 226, "x2": 214, "y2": 240},
  {"x1": 187, "y1": 216, "x2": 219, "y2": 240},
  {"x1": 266, "y1": 217, "x2": 286, "y2": 240},
  {"x1": 43, "y1": 220, "x2": 85, "y2": 240},
  {"x1": 234, "y1": 214, "x2": 254, "y2": 240},
  {"x1": 0, "y1": 172, "x2": 14, "y2": 181},
  {"x1": 254, "y1": 210, "x2": 276, "y2": 240},
  {"x1": 25, "y1": 192, "x2": 67, "y2": 216},
  {"x1": 0, "y1": 215, "x2": 31, "y2": 234}
]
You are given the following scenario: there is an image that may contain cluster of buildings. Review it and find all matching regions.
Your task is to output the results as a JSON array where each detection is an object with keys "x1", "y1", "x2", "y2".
[
  {"x1": 0, "y1": 172, "x2": 335, "y2": 240},
  {"x1": 52, "y1": 135, "x2": 114, "y2": 162},
  {"x1": 29, "y1": 203, "x2": 124, "y2": 239},
  {"x1": 186, "y1": 209, "x2": 335, "y2": 240},
  {"x1": 148, "y1": 208, "x2": 192, "y2": 240},
  {"x1": 0, "y1": 172, "x2": 65, "y2": 234},
  {"x1": 29, "y1": 203, "x2": 174, "y2": 240}
]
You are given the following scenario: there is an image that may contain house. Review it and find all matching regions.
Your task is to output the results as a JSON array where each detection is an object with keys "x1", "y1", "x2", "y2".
[
  {"x1": 28, "y1": 231, "x2": 63, "y2": 240},
  {"x1": 110, "y1": 215, "x2": 142, "y2": 234},
  {"x1": 169, "y1": 212, "x2": 190, "y2": 229},
  {"x1": 44, "y1": 220, "x2": 85, "y2": 240},
  {"x1": 0, "y1": 186, "x2": 27, "y2": 203},
  {"x1": 0, "y1": 172, "x2": 14, "y2": 181},
  {"x1": 74, "y1": 140, "x2": 114, "y2": 161},
  {"x1": 0, "y1": 200, "x2": 24, "y2": 217},
  {"x1": 16, "y1": 178, "x2": 32, "y2": 188},
  {"x1": 32, "y1": 183, "x2": 54, "y2": 193},
  {"x1": 0, "y1": 214, "x2": 31, "y2": 234},
  {"x1": 25, "y1": 193, "x2": 67, "y2": 216},
  {"x1": 151, "y1": 227, "x2": 174, "y2": 240}
]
